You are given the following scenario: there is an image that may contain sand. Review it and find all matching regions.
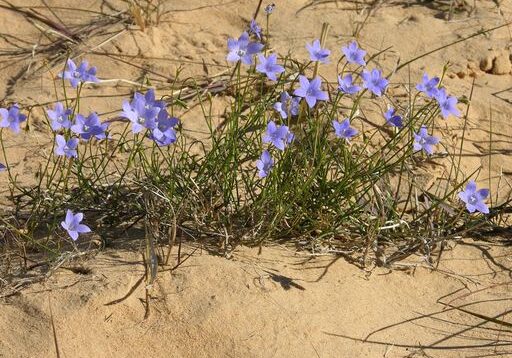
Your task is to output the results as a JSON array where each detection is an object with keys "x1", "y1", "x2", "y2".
[{"x1": 0, "y1": 1, "x2": 511, "y2": 357}]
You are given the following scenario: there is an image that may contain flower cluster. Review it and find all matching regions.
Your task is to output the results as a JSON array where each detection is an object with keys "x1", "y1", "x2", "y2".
[{"x1": 59, "y1": 59, "x2": 99, "y2": 88}]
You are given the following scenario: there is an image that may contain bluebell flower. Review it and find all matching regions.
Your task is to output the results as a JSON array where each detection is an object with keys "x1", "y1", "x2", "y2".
[
  {"x1": 121, "y1": 90, "x2": 161, "y2": 133},
  {"x1": 341, "y1": 41, "x2": 366, "y2": 66},
  {"x1": 256, "y1": 53, "x2": 285, "y2": 81},
  {"x1": 293, "y1": 75, "x2": 329, "y2": 108},
  {"x1": 332, "y1": 119, "x2": 357, "y2": 141},
  {"x1": 0, "y1": 104, "x2": 26, "y2": 133},
  {"x1": 55, "y1": 135, "x2": 79, "y2": 158},
  {"x1": 263, "y1": 121, "x2": 294, "y2": 151},
  {"x1": 306, "y1": 39, "x2": 330, "y2": 64},
  {"x1": 249, "y1": 19, "x2": 262, "y2": 40},
  {"x1": 226, "y1": 32, "x2": 263, "y2": 65},
  {"x1": 256, "y1": 150, "x2": 273, "y2": 178},
  {"x1": 413, "y1": 126, "x2": 439, "y2": 155},
  {"x1": 458, "y1": 180, "x2": 489, "y2": 214},
  {"x1": 273, "y1": 92, "x2": 300, "y2": 119},
  {"x1": 434, "y1": 88, "x2": 460, "y2": 119},
  {"x1": 59, "y1": 59, "x2": 99, "y2": 88},
  {"x1": 71, "y1": 113, "x2": 108, "y2": 140},
  {"x1": 47, "y1": 102, "x2": 72, "y2": 131},
  {"x1": 361, "y1": 69, "x2": 388, "y2": 97},
  {"x1": 337, "y1": 74, "x2": 361, "y2": 95},
  {"x1": 384, "y1": 108, "x2": 403, "y2": 128},
  {"x1": 416, "y1": 73, "x2": 440, "y2": 98},
  {"x1": 61, "y1": 209, "x2": 91, "y2": 241},
  {"x1": 150, "y1": 110, "x2": 179, "y2": 146}
]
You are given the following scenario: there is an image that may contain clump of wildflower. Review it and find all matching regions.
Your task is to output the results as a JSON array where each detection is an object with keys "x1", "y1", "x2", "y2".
[
  {"x1": 256, "y1": 150, "x2": 273, "y2": 178},
  {"x1": 458, "y1": 180, "x2": 490, "y2": 214},
  {"x1": 341, "y1": 41, "x2": 366, "y2": 66},
  {"x1": 338, "y1": 74, "x2": 361, "y2": 95},
  {"x1": 59, "y1": 59, "x2": 99, "y2": 88},
  {"x1": 384, "y1": 108, "x2": 403, "y2": 128},
  {"x1": 332, "y1": 119, "x2": 357, "y2": 141},
  {"x1": 413, "y1": 126, "x2": 439, "y2": 155},
  {"x1": 61, "y1": 209, "x2": 91, "y2": 241},
  {"x1": 263, "y1": 121, "x2": 294, "y2": 151},
  {"x1": 273, "y1": 92, "x2": 300, "y2": 119},
  {"x1": 55, "y1": 135, "x2": 79, "y2": 158},
  {"x1": 416, "y1": 73, "x2": 440, "y2": 98},
  {"x1": 435, "y1": 88, "x2": 460, "y2": 119},
  {"x1": 256, "y1": 53, "x2": 285, "y2": 81},
  {"x1": 249, "y1": 19, "x2": 262, "y2": 40},
  {"x1": 71, "y1": 113, "x2": 108, "y2": 140},
  {"x1": 361, "y1": 69, "x2": 388, "y2": 97},
  {"x1": 0, "y1": 104, "x2": 26, "y2": 133},
  {"x1": 294, "y1": 75, "x2": 329, "y2": 108},
  {"x1": 306, "y1": 39, "x2": 330, "y2": 64},
  {"x1": 226, "y1": 32, "x2": 263, "y2": 65},
  {"x1": 47, "y1": 102, "x2": 72, "y2": 131}
]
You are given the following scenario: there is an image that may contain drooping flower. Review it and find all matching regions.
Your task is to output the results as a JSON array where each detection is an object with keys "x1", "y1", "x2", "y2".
[
  {"x1": 47, "y1": 102, "x2": 72, "y2": 131},
  {"x1": 264, "y1": 3, "x2": 275, "y2": 14},
  {"x1": 71, "y1": 113, "x2": 108, "y2": 140},
  {"x1": 226, "y1": 32, "x2": 263, "y2": 65},
  {"x1": 416, "y1": 73, "x2": 440, "y2": 98},
  {"x1": 61, "y1": 209, "x2": 91, "y2": 241},
  {"x1": 273, "y1": 92, "x2": 300, "y2": 119},
  {"x1": 458, "y1": 180, "x2": 490, "y2": 214},
  {"x1": 332, "y1": 119, "x2": 357, "y2": 141},
  {"x1": 0, "y1": 104, "x2": 26, "y2": 133},
  {"x1": 256, "y1": 150, "x2": 273, "y2": 178},
  {"x1": 306, "y1": 39, "x2": 330, "y2": 64},
  {"x1": 249, "y1": 19, "x2": 262, "y2": 40},
  {"x1": 413, "y1": 126, "x2": 439, "y2": 155},
  {"x1": 384, "y1": 108, "x2": 403, "y2": 128},
  {"x1": 293, "y1": 75, "x2": 329, "y2": 108},
  {"x1": 150, "y1": 110, "x2": 179, "y2": 146},
  {"x1": 121, "y1": 90, "x2": 161, "y2": 133},
  {"x1": 341, "y1": 41, "x2": 366, "y2": 66},
  {"x1": 337, "y1": 74, "x2": 361, "y2": 95},
  {"x1": 55, "y1": 135, "x2": 79, "y2": 158},
  {"x1": 435, "y1": 88, "x2": 460, "y2": 119},
  {"x1": 263, "y1": 121, "x2": 294, "y2": 151},
  {"x1": 256, "y1": 53, "x2": 285, "y2": 81},
  {"x1": 361, "y1": 69, "x2": 388, "y2": 97},
  {"x1": 58, "y1": 59, "x2": 99, "y2": 88}
]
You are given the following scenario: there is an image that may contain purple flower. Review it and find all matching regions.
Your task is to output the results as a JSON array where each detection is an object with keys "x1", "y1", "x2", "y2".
[
  {"x1": 384, "y1": 108, "x2": 403, "y2": 128},
  {"x1": 0, "y1": 163, "x2": 6, "y2": 171},
  {"x1": 458, "y1": 180, "x2": 489, "y2": 214},
  {"x1": 226, "y1": 32, "x2": 263, "y2": 65},
  {"x1": 416, "y1": 73, "x2": 440, "y2": 98},
  {"x1": 0, "y1": 104, "x2": 26, "y2": 133},
  {"x1": 256, "y1": 53, "x2": 285, "y2": 81},
  {"x1": 337, "y1": 74, "x2": 361, "y2": 95},
  {"x1": 71, "y1": 113, "x2": 108, "y2": 140},
  {"x1": 47, "y1": 102, "x2": 72, "y2": 131},
  {"x1": 413, "y1": 126, "x2": 439, "y2": 155},
  {"x1": 361, "y1": 69, "x2": 388, "y2": 97},
  {"x1": 61, "y1": 209, "x2": 91, "y2": 241},
  {"x1": 273, "y1": 92, "x2": 300, "y2": 119},
  {"x1": 249, "y1": 19, "x2": 262, "y2": 40},
  {"x1": 306, "y1": 39, "x2": 330, "y2": 64},
  {"x1": 150, "y1": 110, "x2": 179, "y2": 146},
  {"x1": 332, "y1": 119, "x2": 357, "y2": 141},
  {"x1": 121, "y1": 90, "x2": 161, "y2": 133},
  {"x1": 293, "y1": 76, "x2": 329, "y2": 108},
  {"x1": 435, "y1": 88, "x2": 460, "y2": 119},
  {"x1": 263, "y1": 121, "x2": 294, "y2": 151},
  {"x1": 55, "y1": 135, "x2": 79, "y2": 158},
  {"x1": 256, "y1": 150, "x2": 273, "y2": 178},
  {"x1": 341, "y1": 41, "x2": 366, "y2": 66},
  {"x1": 59, "y1": 59, "x2": 99, "y2": 88}
]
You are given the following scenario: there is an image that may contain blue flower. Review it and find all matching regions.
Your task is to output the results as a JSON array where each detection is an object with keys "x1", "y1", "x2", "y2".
[
  {"x1": 61, "y1": 209, "x2": 91, "y2": 241},
  {"x1": 55, "y1": 135, "x2": 79, "y2": 158},
  {"x1": 413, "y1": 126, "x2": 439, "y2": 155},
  {"x1": 0, "y1": 104, "x2": 26, "y2": 133},
  {"x1": 0, "y1": 163, "x2": 6, "y2": 171},
  {"x1": 121, "y1": 90, "x2": 161, "y2": 133},
  {"x1": 306, "y1": 39, "x2": 330, "y2": 64},
  {"x1": 384, "y1": 108, "x2": 403, "y2": 128},
  {"x1": 263, "y1": 121, "x2": 294, "y2": 151},
  {"x1": 47, "y1": 102, "x2": 72, "y2": 131},
  {"x1": 256, "y1": 150, "x2": 273, "y2": 178},
  {"x1": 416, "y1": 73, "x2": 440, "y2": 98},
  {"x1": 434, "y1": 88, "x2": 460, "y2": 119},
  {"x1": 458, "y1": 180, "x2": 489, "y2": 214},
  {"x1": 332, "y1": 119, "x2": 357, "y2": 141},
  {"x1": 249, "y1": 19, "x2": 262, "y2": 40},
  {"x1": 293, "y1": 75, "x2": 329, "y2": 108},
  {"x1": 341, "y1": 41, "x2": 366, "y2": 66},
  {"x1": 337, "y1": 74, "x2": 361, "y2": 95},
  {"x1": 150, "y1": 110, "x2": 179, "y2": 146},
  {"x1": 59, "y1": 59, "x2": 99, "y2": 88},
  {"x1": 71, "y1": 113, "x2": 108, "y2": 140},
  {"x1": 226, "y1": 32, "x2": 263, "y2": 65},
  {"x1": 273, "y1": 92, "x2": 300, "y2": 119},
  {"x1": 256, "y1": 53, "x2": 285, "y2": 81},
  {"x1": 361, "y1": 69, "x2": 388, "y2": 97}
]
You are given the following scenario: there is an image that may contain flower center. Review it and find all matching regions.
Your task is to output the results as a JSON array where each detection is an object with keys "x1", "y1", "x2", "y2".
[
  {"x1": 57, "y1": 115, "x2": 64, "y2": 123},
  {"x1": 468, "y1": 194, "x2": 478, "y2": 205},
  {"x1": 138, "y1": 117, "x2": 146, "y2": 125},
  {"x1": 237, "y1": 49, "x2": 246, "y2": 57},
  {"x1": 83, "y1": 125, "x2": 90, "y2": 132},
  {"x1": 419, "y1": 137, "x2": 426, "y2": 145},
  {"x1": 73, "y1": 71, "x2": 81, "y2": 78}
]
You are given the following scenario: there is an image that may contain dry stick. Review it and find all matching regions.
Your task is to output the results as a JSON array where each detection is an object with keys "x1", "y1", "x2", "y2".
[
  {"x1": 253, "y1": 0, "x2": 264, "y2": 19},
  {"x1": 47, "y1": 294, "x2": 61, "y2": 358}
]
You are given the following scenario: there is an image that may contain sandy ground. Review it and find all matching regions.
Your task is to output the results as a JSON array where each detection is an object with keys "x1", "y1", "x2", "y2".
[{"x1": 0, "y1": 1, "x2": 512, "y2": 357}]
